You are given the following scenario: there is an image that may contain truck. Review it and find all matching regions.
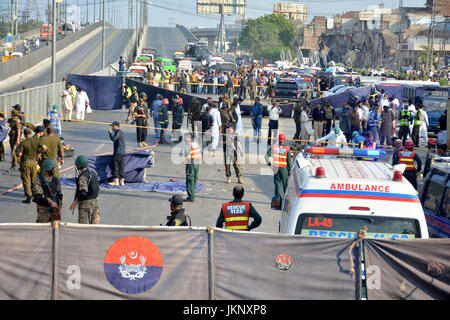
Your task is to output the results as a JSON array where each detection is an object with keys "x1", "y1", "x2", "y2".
[
  {"x1": 402, "y1": 84, "x2": 449, "y2": 133},
  {"x1": 40, "y1": 25, "x2": 53, "y2": 41},
  {"x1": 154, "y1": 57, "x2": 176, "y2": 74}
]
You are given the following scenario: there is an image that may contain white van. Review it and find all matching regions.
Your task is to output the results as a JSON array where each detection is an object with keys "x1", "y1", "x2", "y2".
[
  {"x1": 178, "y1": 59, "x2": 192, "y2": 73},
  {"x1": 279, "y1": 152, "x2": 429, "y2": 239}
]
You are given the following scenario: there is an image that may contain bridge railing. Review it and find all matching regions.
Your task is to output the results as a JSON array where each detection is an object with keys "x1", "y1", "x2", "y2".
[
  {"x1": 0, "y1": 21, "x2": 110, "y2": 82},
  {"x1": 0, "y1": 82, "x2": 65, "y2": 123},
  {"x1": 176, "y1": 24, "x2": 199, "y2": 43}
]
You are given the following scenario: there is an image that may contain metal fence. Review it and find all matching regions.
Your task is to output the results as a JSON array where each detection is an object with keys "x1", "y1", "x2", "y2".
[
  {"x1": 0, "y1": 21, "x2": 110, "y2": 82},
  {"x1": 0, "y1": 82, "x2": 65, "y2": 122}
]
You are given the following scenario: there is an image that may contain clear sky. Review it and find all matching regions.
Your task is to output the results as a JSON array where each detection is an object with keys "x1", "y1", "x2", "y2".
[{"x1": 1, "y1": 0, "x2": 429, "y2": 29}]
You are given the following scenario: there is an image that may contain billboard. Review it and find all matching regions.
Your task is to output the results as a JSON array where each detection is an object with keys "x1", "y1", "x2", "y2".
[{"x1": 197, "y1": 0, "x2": 246, "y2": 16}]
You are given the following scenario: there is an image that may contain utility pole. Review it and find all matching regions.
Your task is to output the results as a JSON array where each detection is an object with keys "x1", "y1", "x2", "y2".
[
  {"x1": 86, "y1": 0, "x2": 88, "y2": 25},
  {"x1": 51, "y1": 0, "x2": 57, "y2": 111},
  {"x1": 11, "y1": 0, "x2": 14, "y2": 40},
  {"x1": 395, "y1": 0, "x2": 404, "y2": 73},
  {"x1": 102, "y1": 0, "x2": 105, "y2": 68},
  {"x1": 15, "y1": 0, "x2": 18, "y2": 39},
  {"x1": 136, "y1": 0, "x2": 138, "y2": 54},
  {"x1": 426, "y1": 0, "x2": 437, "y2": 72},
  {"x1": 128, "y1": 0, "x2": 132, "y2": 62},
  {"x1": 64, "y1": 0, "x2": 67, "y2": 37},
  {"x1": 218, "y1": 3, "x2": 226, "y2": 53}
]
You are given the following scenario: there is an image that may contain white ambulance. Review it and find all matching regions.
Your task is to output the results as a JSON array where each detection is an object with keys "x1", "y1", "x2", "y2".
[{"x1": 279, "y1": 148, "x2": 429, "y2": 239}]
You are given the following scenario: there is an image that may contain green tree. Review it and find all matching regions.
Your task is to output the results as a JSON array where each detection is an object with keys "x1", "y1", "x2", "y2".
[{"x1": 238, "y1": 14, "x2": 297, "y2": 61}]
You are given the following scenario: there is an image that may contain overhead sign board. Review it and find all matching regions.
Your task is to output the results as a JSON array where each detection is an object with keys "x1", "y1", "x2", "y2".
[{"x1": 197, "y1": 0, "x2": 246, "y2": 16}]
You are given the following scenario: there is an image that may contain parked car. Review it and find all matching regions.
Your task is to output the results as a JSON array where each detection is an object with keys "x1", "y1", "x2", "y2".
[
  {"x1": 322, "y1": 84, "x2": 347, "y2": 97},
  {"x1": 419, "y1": 158, "x2": 450, "y2": 238},
  {"x1": 116, "y1": 71, "x2": 147, "y2": 84},
  {"x1": 334, "y1": 85, "x2": 356, "y2": 95},
  {"x1": 128, "y1": 65, "x2": 149, "y2": 76},
  {"x1": 272, "y1": 78, "x2": 300, "y2": 102}
]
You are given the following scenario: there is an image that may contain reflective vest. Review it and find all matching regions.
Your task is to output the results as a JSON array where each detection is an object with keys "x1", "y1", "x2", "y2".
[
  {"x1": 188, "y1": 142, "x2": 202, "y2": 161},
  {"x1": 398, "y1": 150, "x2": 416, "y2": 171},
  {"x1": 360, "y1": 141, "x2": 376, "y2": 161},
  {"x1": 399, "y1": 110, "x2": 411, "y2": 127},
  {"x1": 272, "y1": 144, "x2": 290, "y2": 168},
  {"x1": 413, "y1": 111, "x2": 421, "y2": 126},
  {"x1": 222, "y1": 202, "x2": 250, "y2": 230}
]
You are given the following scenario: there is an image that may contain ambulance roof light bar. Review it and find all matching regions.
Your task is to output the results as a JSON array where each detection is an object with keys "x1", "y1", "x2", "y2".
[{"x1": 305, "y1": 147, "x2": 386, "y2": 158}]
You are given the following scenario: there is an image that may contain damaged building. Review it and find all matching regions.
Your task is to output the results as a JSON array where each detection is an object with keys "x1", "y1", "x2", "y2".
[{"x1": 312, "y1": 3, "x2": 448, "y2": 70}]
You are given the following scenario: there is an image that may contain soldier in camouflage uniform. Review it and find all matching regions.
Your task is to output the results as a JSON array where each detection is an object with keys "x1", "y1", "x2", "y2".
[
  {"x1": 32, "y1": 159, "x2": 63, "y2": 223},
  {"x1": 69, "y1": 155, "x2": 100, "y2": 224}
]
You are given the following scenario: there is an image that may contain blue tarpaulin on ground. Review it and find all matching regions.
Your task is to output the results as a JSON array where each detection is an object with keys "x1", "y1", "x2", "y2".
[
  {"x1": 67, "y1": 74, "x2": 123, "y2": 110},
  {"x1": 87, "y1": 150, "x2": 153, "y2": 183},
  {"x1": 60, "y1": 178, "x2": 202, "y2": 193}
]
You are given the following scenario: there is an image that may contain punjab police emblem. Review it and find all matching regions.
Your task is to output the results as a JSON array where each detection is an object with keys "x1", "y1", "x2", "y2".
[
  {"x1": 275, "y1": 254, "x2": 293, "y2": 271},
  {"x1": 104, "y1": 236, "x2": 163, "y2": 294}
]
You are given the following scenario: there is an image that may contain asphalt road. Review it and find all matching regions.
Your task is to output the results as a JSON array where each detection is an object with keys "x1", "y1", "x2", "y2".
[
  {"x1": 0, "y1": 109, "x2": 431, "y2": 232},
  {"x1": 0, "y1": 28, "x2": 130, "y2": 94},
  {"x1": 145, "y1": 27, "x2": 189, "y2": 59},
  {"x1": 0, "y1": 110, "x2": 287, "y2": 233}
]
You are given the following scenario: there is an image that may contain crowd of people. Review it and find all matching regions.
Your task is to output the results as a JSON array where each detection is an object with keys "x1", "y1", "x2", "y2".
[
  {"x1": 141, "y1": 62, "x2": 284, "y2": 102},
  {"x1": 1, "y1": 56, "x2": 448, "y2": 229}
]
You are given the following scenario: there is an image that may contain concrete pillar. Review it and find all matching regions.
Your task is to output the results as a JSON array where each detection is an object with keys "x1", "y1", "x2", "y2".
[{"x1": 207, "y1": 36, "x2": 216, "y2": 53}]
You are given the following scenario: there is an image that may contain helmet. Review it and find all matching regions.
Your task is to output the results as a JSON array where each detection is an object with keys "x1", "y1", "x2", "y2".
[
  {"x1": 42, "y1": 159, "x2": 57, "y2": 172},
  {"x1": 334, "y1": 127, "x2": 341, "y2": 134},
  {"x1": 132, "y1": 86, "x2": 137, "y2": 90},
  {"x1": 162, "y1": 98, "x2": 169, "y2": 105},
  {"x1": 140, "y1": 92, "x2": 147, "y2": 98},
  {"x1": 75, "y1": 155, "x2": 89, "y2": 168},
  {"x1": 52, "y1": 104, "x2": 60, "y2": 111},
  {"x1": 176, "y1": 97, "x2": 183, "y2": 105},
  {"x1": 404, "y1": 140, "x2": 415, "y2": 149},
  {"x1": 352, "y1": 131, "x2": 359, "y2": 138},
  {"x1": 279, "y1": 133, "x2": 286, "y2": 142}
]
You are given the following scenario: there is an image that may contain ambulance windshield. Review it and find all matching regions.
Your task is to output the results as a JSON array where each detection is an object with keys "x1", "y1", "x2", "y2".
[{"x1": 296, "y1": 214, "x2": 420, "y2": 239}]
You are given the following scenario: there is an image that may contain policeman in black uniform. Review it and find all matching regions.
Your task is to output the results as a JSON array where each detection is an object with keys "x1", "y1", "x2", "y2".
[{"x1": 166, "y1": 195, "x2": 190, "y2": 226}]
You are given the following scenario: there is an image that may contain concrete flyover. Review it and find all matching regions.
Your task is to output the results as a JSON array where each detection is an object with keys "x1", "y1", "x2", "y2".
[
  {"x1": 189, "y1": 26, "x2": 241, "y2": 52},
  {"x1": 144, "y1": 27, "x2": 191, "y2": 59}
]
